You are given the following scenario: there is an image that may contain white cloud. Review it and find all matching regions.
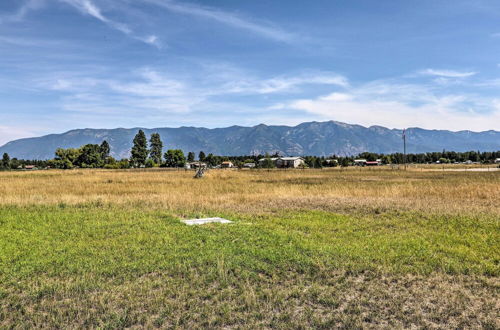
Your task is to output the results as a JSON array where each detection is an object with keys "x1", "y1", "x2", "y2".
[
  {"x1": 218, "y1": 73, "x2": 348, "y2": 94},
  {"x1": 419, "y1": 69, "x2": 477, "y2": 78},
  {"x1": 142, "y1": 0, "x2": 296, "y2": 42},
  {"x1": 0, "y1": 125, "x2": 39, "y2": 146},
  {"x1": 287, "y1": 82, "x2": 500, "y2": 131},
  {"x1": 59, "y1": 0, "x2": 160, "y2": 47}
]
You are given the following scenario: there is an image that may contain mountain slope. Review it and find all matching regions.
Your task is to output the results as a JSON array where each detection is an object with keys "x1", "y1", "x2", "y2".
[{"x1": 1, "y1": 121, "x2": 499, "y2": 159}]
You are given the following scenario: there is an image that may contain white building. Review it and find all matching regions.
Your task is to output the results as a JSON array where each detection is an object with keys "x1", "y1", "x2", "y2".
[{"x1": 276, "y1": 157, "x2": 305, "y2": 168}]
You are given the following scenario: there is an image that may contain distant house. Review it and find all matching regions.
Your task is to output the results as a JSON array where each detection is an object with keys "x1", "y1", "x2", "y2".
[
  {"x1": 243, "y1": 162, "x2": 256, "y2": 168},
  {"x1": 365, "y1": 161, "x2": 380, "y2": 166},
  {"x1": 24, "y1": 165, "x2": 37, "y2": 170},
  {"x1": 276, "y1": 157, "x2": 305, "y2": 168},
  {"x1": 221, "y1": 161, "x2": 234, "y2": 168},
  {"x1": 325, "y1": 159, "x2": 338, "y2": 165},
  {"x1": 258, "y1": 157, "x2": 305, "y2": 168},
  {"x1": 187, "y1": 162, "x2": 207, "y2": 169},
  {"x1": 495, "y1": 158, "x2": 500, "y2": 164},
  {"x1": 354, "y1": 159, "x2": 367, "y2": 166}
]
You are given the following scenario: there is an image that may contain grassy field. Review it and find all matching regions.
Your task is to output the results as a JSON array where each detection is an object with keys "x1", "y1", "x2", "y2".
[{"x1": 0, "y1": 168, "x2": 498, "y2": 328}]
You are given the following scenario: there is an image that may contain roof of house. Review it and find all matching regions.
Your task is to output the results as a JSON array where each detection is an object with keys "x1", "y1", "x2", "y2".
[
  {"x1": 221, "y1": 161, "x2": 233, "y2": 164},
  {"x1": 279, "y1": 157, "x2": 304, "y2": 161}
]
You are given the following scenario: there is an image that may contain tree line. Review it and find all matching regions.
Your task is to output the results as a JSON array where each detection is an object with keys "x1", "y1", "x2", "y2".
[{"x1": 1, "y1": 130, "x2": 499, "y2": 170}]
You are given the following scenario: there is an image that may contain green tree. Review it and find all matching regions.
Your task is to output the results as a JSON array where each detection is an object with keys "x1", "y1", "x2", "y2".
[
  {"x1": 131, "y1": 130, "x2": 148, "y2": 167},
  {"x1": 76, "y1": 144, "x2": 104, "y2": 168},
  {"x1": 100, "y1": 140, "x2": 110, "y2": 159},
  {"x1": 260, "y1": 153, "x2": 276, "y2": 169},
  {"x1": 53, "y1": 148, "x2": 81, "y2": 169},
  {"x1": 149, "y1": 133, "x2": 163, "y2": 165},
  {"x1": 314, "y1": 157, "x2": 323, "y2": 168},
  {"x1": 1, "y1": 153, "x2": 10, "y2": 169},
  {"x1": 198, "y1": 151, "x2": 206, "y2": 162},
  {"x1": 164, "y1": 149, "x2": 186, "y2": 167},
  {"x1": 187, "y1": 152, "x2": 195, "y2": 162}
]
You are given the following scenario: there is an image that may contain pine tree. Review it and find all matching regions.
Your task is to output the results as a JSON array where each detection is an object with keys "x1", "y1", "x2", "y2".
[
  {"x1": 130, "y1": 130, "x2": 148, "y2": 167},
  {"x1": 149, "y1": 133, "x2": 163, "y2": 165},
  {"x1": 100, "y1": 140, "x2": 110, "y2": 159},
  {"x1": 187, "y1": 152, "x2": 195, "y2": 162},
  {"x1": 198, "y1": 151, "x2": 206, "y2": 162},
  {"x1": 1, "y1": 153, "x2": 10, "y2": 169}
]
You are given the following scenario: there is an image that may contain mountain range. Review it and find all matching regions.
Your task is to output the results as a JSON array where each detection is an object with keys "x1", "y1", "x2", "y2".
[{"x1": 1, "y1": 121, "x2": 499, "y2": 160}]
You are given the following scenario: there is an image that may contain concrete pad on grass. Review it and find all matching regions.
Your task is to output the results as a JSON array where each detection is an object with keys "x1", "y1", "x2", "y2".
[{"x1": 181, "y1": 217, "x2": 233, "y2": 225}]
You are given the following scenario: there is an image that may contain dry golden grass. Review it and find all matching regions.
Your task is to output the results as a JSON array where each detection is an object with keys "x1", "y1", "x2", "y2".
[
  {"x1": 1, "y1": 167, "x2": 498, "y2": 216},
  {"x1": 1, "y1": 168, "x2": 499, "y2": 328}
]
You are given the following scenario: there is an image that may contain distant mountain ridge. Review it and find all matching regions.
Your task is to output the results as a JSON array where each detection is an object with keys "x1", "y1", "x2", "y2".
[{"x1": 1, "y1": 121, "x2": 499, "y2": 160}]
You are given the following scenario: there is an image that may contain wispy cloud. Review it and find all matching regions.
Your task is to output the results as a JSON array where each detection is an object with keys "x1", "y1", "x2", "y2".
[
  {"x1": 419, "y1": 69, "x2": 477, "y2": 78},
  {"x1": 59, "y1": 0, "x2": 161, "y2": 47},
  {"x1": 219, "y1": 73, "x2": 348, "y2": 94},
  {"x1": 0, "y1": 0, "x2": 45, "y2": 24},
  {"x1": 141, "y1": 0, "x2": 296, "y2": 42}
]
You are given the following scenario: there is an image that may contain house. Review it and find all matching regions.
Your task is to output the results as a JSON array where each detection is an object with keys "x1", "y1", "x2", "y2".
[
  {"x1": 276, "y1": 157, "x2": 305, "y2": 168},
  {"x1": 243, "y1": 162, "x2": 256, "y2": 168},
  {"x1": 365, "y1": 161, "x2": 380, "y2": 166},
  {"x1": 24, "y1": 165, "x2": 37, "y2": 170},
  {"x1": 354, "y1": 159, "x2": 367, "y2": 166},
  {"x1": 495, "y1": 158, "x2": 500, "y2": 164},
  {"x1": 187, "y1": 162, "x2": 207, "y2": 169},
  {"x1": 221, "y1": 161, "x2": 234, "y2": 168},
  {"x1": 325, "y1": 159, "x2": 338, "y2": 165}
]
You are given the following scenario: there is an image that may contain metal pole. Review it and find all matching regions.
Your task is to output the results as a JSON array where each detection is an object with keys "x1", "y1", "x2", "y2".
[{"x1": 403, "y1": 128, "x2": 407, "y2": 171}]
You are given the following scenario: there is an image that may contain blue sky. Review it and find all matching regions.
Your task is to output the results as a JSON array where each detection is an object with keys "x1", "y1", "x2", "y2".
[{"x1": 1, "y1": 0, "x2": 500, "y2": 145}]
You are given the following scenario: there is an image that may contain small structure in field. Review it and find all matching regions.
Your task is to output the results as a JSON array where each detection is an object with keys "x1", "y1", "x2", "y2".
[
  {"x1": 181, "y1": 217, "x2": 233, "y2": 225},
  {"x1": 24, "y1": 165, "x2": 37, "y2": 170},
  {"x1": 365, "y1": 160, "x2": 382, "y2": 166},
  {"x1": 188, "y1": 162, "x2": 207, "y2": 169},
  {"x1": 221, "y1": 161, "x2": 234, "y2": 168},
  {"x1": 354, "y1": 159, "x2": 367, "y2": 166},
  {"x1": 243, "y1": 162, "x2": 256, "y2": 168},
  {"x1": 276, "y1": 157, "x2": 305, "y2": 168},
  {"x1": 325, "y1": 159, "x2": 338, "y2": 166}
]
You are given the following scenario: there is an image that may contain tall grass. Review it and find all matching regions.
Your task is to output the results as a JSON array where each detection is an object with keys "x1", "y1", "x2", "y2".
[
  {"x1": 0, "y1": 168, "x2": 498, "y2": 328},
  {"x1": 0, "y1": 168, "x2": 498, "y2": 216}
]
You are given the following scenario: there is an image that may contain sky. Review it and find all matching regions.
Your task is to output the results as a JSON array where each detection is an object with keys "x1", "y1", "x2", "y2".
[{"x1": 1, "y1": 0, "x2": 500, "y2": 145}]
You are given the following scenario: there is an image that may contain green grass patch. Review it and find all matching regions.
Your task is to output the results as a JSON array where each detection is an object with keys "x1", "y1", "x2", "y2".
[{"x1": 0, "y1": 205, "x2": 498, "y2": 328}]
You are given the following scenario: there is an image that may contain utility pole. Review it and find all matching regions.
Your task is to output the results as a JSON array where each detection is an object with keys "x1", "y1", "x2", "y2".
[{"x1": 403, "y1": 128, "x2": 407, "y2": 170}]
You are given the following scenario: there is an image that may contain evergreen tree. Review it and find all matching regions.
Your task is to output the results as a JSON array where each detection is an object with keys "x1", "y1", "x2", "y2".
[
  {"x1": 1, "y1": 153, "x2": 10, "y2": 169},
  {"x1": 149, "y1": 133, "x2": 163, "y2": 165},
  {"x1": 100, "y1": 140, "x2": 110, "y2": 159},
  {"x1": 198, "y1": 151, "x2": 206, "y2": 162},
  {"x1": 314, "y1": 157, "x2": 323, "y2": 168},
  {"x1": 187, "y1": 152, "x2": 195, "y2": 162},
  {"x1": 130, "y1": 130, "x2": 148, "y2": 167}
]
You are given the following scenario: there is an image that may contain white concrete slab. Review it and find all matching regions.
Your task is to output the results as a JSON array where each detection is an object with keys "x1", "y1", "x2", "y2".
[{"x1": 181, "y1": 217, "x2": 233, "y2": 225}]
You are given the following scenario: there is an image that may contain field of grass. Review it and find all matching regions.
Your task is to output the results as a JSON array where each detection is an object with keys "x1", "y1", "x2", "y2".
[{"x1": 0, "y1": 168, "x2": 499, "y2": 328}]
